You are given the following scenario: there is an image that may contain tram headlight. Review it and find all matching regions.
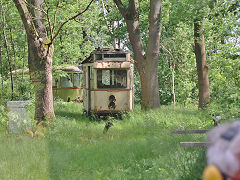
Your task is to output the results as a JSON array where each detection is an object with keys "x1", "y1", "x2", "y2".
[{"x1": 108, "y1": 95, "x2": 116, "y2": 109}]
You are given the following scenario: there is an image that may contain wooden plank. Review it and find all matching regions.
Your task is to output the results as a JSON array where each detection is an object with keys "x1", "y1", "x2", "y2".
[
  {"x1": 171, "y1": 129, "x2": 208, "y2": 134},
  {"x1": 180, "y1": 142, "x2": 209, "y2": 147}
]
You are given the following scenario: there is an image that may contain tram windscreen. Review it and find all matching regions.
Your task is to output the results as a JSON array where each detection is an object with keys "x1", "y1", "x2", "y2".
[
  {"x1": 73, "y1": 73, "x2": 81, "y2": 87},
  {"x1": 97, "y1": 69, "x2": 127, "y2": 88},
  {"x1": 60, "y1": 73, "x2": 73, "y2": 88}
]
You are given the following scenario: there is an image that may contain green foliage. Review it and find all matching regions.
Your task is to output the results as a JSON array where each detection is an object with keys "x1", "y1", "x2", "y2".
[
  {"x1": 1, "y1": 0, "x2": 27, "y2": 77},
  {"x1": 0, "y1": 104, "x2": 7, "y2": 128},
  {"x1": 133, "y1": 70, "x2": 142, "y2": 104},
  {"x1": 15, "y1": 81, "x2": 33, "y2": 100},
  {"x1": 0, "y1": 78, "x2": 34, "y2": 108},
  {"x1": 1, "y1": 0, "x2": 239, "y2": 116},
  {"x1": 50, "y1": 0, "x2": 111, "y2": 65}
]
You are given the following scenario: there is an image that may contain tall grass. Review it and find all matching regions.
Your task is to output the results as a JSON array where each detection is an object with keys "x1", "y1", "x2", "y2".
[{"x1": 0, "y1": 102, "x2": 213, "y2": 180}]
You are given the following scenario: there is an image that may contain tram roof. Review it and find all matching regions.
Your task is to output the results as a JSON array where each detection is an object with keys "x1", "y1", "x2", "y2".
[
  {"x1": 55, "y1": 65, "x2": 82, "y2": 72},
  {"x1": 93, "y1": 48, "x2": 128, "y2": 54},
  {"x1": 81, "y1": 48, "x2": 130, "y2": 64}
]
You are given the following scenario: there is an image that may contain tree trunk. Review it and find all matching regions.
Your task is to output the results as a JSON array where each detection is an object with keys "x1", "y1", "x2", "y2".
[
  {"x1": 2, "y1": 2, "x2": 14, "y2": 100},
  {"x1": 194, "y1": 18, "x2": 210, "y2": 109},
  {"x1": 0, "y1": 5, "x2": 3, "y2": 88},
  {"x1": 22, "y1": 36, "x2": 26, "y2": 82},
  {"x1": 28, "y1": 37, "x2": 55, "y2": 121},
  {"x1": 3, "y1": 29, "x2": 14, "y2": 100},
  {"x1": 0, "y1": 46, "x2": 3, "y2": 88},
  {"x1": 13, "y1": 0, "x2": 55, "y2": 122},
  {"x1": 138, "y1": 58, "x2": 160, "y2": 108},
  {"x1": 10, "y1": 28, "x2": 18, "y2": 82},
  {"x1": 14, "y1": 0, "x2": 94, "y2": 122},
  {"x1": 114, "y1": 0, "x2": 161, "y2": 109},
  {"x1": 22, "y1": 60, "x2": 25, "y2": 82},
  {"x1": 171, "y1": 62, "x2": 176, "y2": 107}
]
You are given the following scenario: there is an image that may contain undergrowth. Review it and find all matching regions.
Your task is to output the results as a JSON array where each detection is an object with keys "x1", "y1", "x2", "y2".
[{"x1": 0, "y1": 102, "x2": 231, "y2": 180}]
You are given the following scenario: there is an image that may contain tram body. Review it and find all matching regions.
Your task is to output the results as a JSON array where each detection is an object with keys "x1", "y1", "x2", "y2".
[
  {"x1": 82, "y1": 48, "x2": 134, "y2": 115},
  {"x1": 52, "y1": 65, "x2": 83, "y2": 102}
]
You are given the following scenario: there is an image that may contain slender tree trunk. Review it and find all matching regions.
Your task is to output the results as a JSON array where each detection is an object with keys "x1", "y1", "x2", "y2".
[
  {"x1": 22, "y1": 61, "x2": 25, "y2": 82},
  {"x1": 2, "y1": 2, "x2": 14, "y2": 100},
  {"x1": 22, "y1": 38, "x2": 26, "y2": 82},
  {"x1": 0, "y1": 6, "x2": 3, "y2": 88},
  {"x1": 113, "y1": 21, "x2": 120, "y2": 49},
  {"x1": 114, "y1": 0, "x2": 161, "y2": 109},
  {"x1": 171, "y1": 62, "x2": 176, "y2": 107},
  {"x1": 0, "y1": 46, "x2": 3, "y2": 88},
  {"x1": 3, "y1": 31, "x2": 14, "y2": 100},
  {"x1": 194, "y1": 18, "x2": 210, "y2": 109},
  {"x1": 10, "y1": 28, "x2": 18, "y2": 82},
  {"x1": 117, "y1": 20, "x2": 121, "y2": 49}
]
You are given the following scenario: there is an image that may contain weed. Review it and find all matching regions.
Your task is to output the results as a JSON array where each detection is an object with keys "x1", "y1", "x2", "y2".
[{"x1": 0, "y1": 102, "x2": 225, "y2": 180}]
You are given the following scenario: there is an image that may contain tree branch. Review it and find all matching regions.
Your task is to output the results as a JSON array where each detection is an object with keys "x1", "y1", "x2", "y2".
[
  {"x1": 51, "y1": 0, "x2": 95, "y2": 42},
  {"x1": 101, "y1": 0, "x2": 113, "y2": 35},
  {"x1": 13, "y1": 0, "x2": 39, "y2": 38},
  {"x1": 114, "y1": 0, "x2": 145, "y2": 61},
  {"x1": 113, "y1": 0, "x2": 126, "y2": 16},
  {"x1": 45, "y1": 5, "x2": 53, "y2": 40},
  {"x1": 160, "y1": 43, "x2": 174, "y2": 60},
  {"x1": 52, "y1": 0, "x2": 60, "y2": 37},
  {"x1": 24, "y1": 0, "x2": 47, "y2": 15}
]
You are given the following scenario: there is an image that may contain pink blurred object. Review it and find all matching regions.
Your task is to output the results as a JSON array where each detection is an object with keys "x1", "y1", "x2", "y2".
[{"x1": 206, "y1": 120, "x2": 240, "y2": 179}]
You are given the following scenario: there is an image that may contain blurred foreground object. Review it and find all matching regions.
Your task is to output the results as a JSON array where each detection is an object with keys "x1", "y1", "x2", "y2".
[
  {"x1": 7, "y1": 101, "x2": 31, "y2": 134},
  {"x1": 203, "y1": 120, "x2": 240, "y2": 180}
]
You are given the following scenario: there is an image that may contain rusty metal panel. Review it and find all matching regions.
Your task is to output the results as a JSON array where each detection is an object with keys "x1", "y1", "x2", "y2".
[
  {"x1": 93, "y1": 91, "x2": 131, "y2": 111},
  {"x1": 93, "y1": 61, "x2": 131, "y2": 69}
]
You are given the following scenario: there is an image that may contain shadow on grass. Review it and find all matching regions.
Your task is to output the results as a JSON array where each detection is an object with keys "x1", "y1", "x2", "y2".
[{"x1": 55, "y1": 110, "x2": 87, "y2": 122}]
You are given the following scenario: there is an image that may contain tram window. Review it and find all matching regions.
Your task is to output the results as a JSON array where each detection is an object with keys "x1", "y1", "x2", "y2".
[
  {"x1": 60, "y1": 73, "x2": 73, "y2": 88},
  {"x1": 73, "y1": 73, "x2": 80, "y2": 87},
  {"x1": 82, "y1": 67, "x2": 86, "y2": 87},
  {"x1": 115, "y1": 70, "x2": 127, "y2": 88},
  {"x1": 95, "y1": 54, "x2": 102, "y2": 60},
  {"x1": 52, "y1": 79, "x2": 58, "y2": 88},
  {"x1": 90, "y1": 67, "x2": 94, "y2": 88},
  {"x1": 97, "y1": 69, "x2": 127, "y2": 88},
  {"x1": 102, "y1": 70, "x2": 110, "y2": 86}
]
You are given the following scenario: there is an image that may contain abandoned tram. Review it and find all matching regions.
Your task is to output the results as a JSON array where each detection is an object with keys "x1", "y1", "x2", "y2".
[
  {"x1": 52, "y1": 65, "x2": 83, "y2": 102},
  {"x1": 81, "y1": 48, "x2": 134, "y2": 116}
]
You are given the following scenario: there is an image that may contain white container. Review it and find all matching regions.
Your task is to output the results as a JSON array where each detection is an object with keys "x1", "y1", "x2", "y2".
[{"x1": 7, "y1": 101, "x2": 31, "y2": 134}]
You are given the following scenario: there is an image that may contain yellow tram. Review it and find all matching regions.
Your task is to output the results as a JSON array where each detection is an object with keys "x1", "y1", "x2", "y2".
[
  {"x1": 52, "y1": 65, "x2": 83, "y2": 102},
  {"x1": 81, "y1": 48, "x2": 134, "y2": 116}
]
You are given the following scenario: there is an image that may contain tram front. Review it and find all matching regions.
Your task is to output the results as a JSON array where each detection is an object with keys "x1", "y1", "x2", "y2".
[{"x1": 82, "y1": 48, "x2": 134, "y2": 116}]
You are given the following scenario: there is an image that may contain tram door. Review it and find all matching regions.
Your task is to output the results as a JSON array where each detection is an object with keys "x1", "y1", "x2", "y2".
[{"x1": 87, "y1": 66, "x2": 91, "y2": 115}]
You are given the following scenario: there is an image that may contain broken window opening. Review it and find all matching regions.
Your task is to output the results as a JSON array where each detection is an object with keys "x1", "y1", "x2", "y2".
[
  {"x1": 97, "y1": 69, "x2": 127, "y2": 89},
  {"x1": 60, "y1": 73, "x2": 73, "y2": 88}
]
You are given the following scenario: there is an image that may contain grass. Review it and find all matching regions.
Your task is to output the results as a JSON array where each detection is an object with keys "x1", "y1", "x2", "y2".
[{"x1": 0, "y1": 102, "x2": 213, "y2": 180}]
